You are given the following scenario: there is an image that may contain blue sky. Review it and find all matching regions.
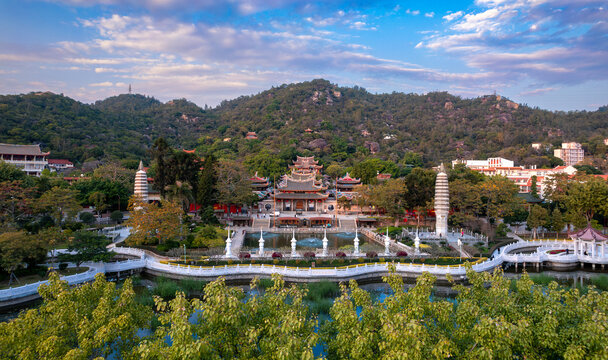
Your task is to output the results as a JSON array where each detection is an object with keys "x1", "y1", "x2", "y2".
[{"x1": 0, "y1": 0, "x2": 606, "y2": 110}]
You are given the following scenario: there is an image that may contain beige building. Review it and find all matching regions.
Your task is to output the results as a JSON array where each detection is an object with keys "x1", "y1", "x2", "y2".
[
  {"x1": 0, "y1": 143, "x2": 49, "y2": 176},
  {"x1": 554, "y1": 142, "x2": 584, "y2": 166}
]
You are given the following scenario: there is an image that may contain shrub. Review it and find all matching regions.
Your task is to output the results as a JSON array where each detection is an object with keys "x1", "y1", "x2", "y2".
[
  {"x1": 397, "y1": 251, "x2": 408, "y2": 257},
  {"x1": 335, "y1": 251, "x2": 346, "y2": 258},
  {"x1": 379, "y1": 257, "x2": 385, "y2": 262},
  {"x1": 79, "y1": 212, "x2": 95, "y2": 225},
  {"x1": 58, "y1": 263, "x2": 68, "y2": 271},
  {"x1": 110, "y1": 210, "x2": 123, "y2": 223},
  {"x1": 303, "y1": 252, "x2": 316, "y2": 258},
  {"x1": 239, "y1": 252, "x2": 251, "y2": 259},
  {"x1": 272, "y1": 252, "x2": 283, "y2": 258},
  {"x1": 366, "y1": 251, "x2": 378, "y2": 258},
  {"x1": 157, "y1": 240, "x2": 180, "y2": 252},
  {"x1": 357, "y1": 257, "x2": 364, "y2": 263},
  {"x1": 273, "y1": 259, "x2": 279, "y2": 264}
]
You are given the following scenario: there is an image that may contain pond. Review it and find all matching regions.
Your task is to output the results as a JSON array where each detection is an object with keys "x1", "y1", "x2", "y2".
[{"x1": 243, "y1": 231, "x2": 383, "y2": 252}]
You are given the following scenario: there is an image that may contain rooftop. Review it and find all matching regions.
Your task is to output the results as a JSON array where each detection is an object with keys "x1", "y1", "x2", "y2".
[{"x1": 0, "y1": 143, "x2": 49, "y2": 156}]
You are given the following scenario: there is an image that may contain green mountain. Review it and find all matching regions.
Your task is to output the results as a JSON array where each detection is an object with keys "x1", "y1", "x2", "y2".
[{"x1": 0, "y1": 80, "x2": 607, "y2": 168}]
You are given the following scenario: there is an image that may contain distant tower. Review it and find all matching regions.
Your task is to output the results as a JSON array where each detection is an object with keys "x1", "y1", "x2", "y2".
[
  {"x1": 128, "y1": 84, "x2": 132, "y2": 94},
  {"x1": 434, "y1": 163, "x2": 449, "y2": 238},
  {"x1": 134, "y1": 160, "x2": 148, "y2": 202}
]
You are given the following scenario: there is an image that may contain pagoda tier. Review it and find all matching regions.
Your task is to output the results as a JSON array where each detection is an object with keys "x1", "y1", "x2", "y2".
[
  {"x1": 337, "y1": 172, "x2": 361, "y2": 191},
  {"x1": 250, "y1": 171, "x2": 270, "y2": 190},
  {"x1": 288, "y1": 155, "x2": 323, "y2": 175}
]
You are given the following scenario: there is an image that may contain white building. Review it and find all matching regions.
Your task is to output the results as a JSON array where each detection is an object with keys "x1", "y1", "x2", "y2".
[
  {"x1": 452, "y1": 156, "x2": 577, "y2": 198},
  {"x1": 48, "y1": 159, "x2": 74, "y2": 171},
  {"x1": 452, "y1": 157, "x2": 514, "y2": 169},
  {"x1": 0, "y1": 143, "x2": 49, "y2": 176},
  {"x1": 554, "y1": 142, "x2": 584, "y2": 166}
]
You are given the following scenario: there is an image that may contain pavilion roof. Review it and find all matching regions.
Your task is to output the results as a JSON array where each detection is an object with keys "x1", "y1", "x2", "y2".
[
  {"x1": 569, "y1": 224, "x2": 608, "y2": 242},
  {"x1": 250, "y1": 171, "x2": 269, "y2": 182},
  {"x1": 338, "y1": 172, "x2": 361, "y2": 183},
  {"x1": 278, "y1": 178, "x2": 325, "y2": 192},
  {"x1": 273, "y1": 192, "x2": 329, "y2": 200}
]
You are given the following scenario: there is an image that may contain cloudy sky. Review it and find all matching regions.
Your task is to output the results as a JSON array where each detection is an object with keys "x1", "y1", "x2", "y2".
[{"x1": 0, "y1": 0, "x2": 606, "y2": 110}]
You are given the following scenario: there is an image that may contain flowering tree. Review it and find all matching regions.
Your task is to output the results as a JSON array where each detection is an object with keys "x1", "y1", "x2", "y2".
[{"x1": 126, "y1": 197, "x2": 185, "y2": 245}]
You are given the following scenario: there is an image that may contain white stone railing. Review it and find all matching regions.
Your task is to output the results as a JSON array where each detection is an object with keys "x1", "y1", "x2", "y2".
[{"x1": 4, "y1": 239, "x2": 608, "y2": 303}]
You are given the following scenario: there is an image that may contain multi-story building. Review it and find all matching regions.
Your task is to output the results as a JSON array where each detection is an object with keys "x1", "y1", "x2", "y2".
[
  {"x1": 0, "y1": 143, "x2": 49, "y2": 176},
  {"x1": 554, "y1": 142, "x2": 584, "y2": 166},
  {"x1": 48, "y1": 159, "x2": 74, "y2": 171},
  {"x1": 453, "y1": 156, "x2": 577, "y2": 198}
]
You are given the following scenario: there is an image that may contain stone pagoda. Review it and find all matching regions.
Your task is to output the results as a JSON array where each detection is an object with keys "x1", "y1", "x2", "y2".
[
  {"x1": 134, "y1": 160, "x2": 148, "y2": 202},
  {"x1": 434, "y1": 163, "x2": 449, "y2": 238}
]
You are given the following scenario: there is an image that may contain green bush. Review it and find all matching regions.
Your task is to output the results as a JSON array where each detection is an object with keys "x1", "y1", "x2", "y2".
[
  {"x1": 306, "y1": 281, "x2": 340, "y2": 302},
  {"x1": 157, "y1": 240, "x2": 180, "y2": 252},
  {"x1": 110, "y1": 210, "x2": 123, "y2": 223},
  {"x1": 589, "y1": 275, "x2": 608, "y2": 291},
  {"x1": 79, "y1": 212, "x2": 95, "y2": 224},
  {"x1": 179, "y1": 278, "x2": 207, "y2": 294}
]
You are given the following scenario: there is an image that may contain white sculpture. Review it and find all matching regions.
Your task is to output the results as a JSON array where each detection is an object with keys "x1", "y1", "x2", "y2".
[
  {"x1": 291, "y1": 229, "x2": 297, "y2": 257},
  {"x1": 258, "y1": 228, "x2": 265, "y2": 256},
  {"x1": 353, "y1": 227, "x2": 360, "y2": 255},
  {"x1": 384, "y1": 227, "x2": 391, "y2": 256},
  {"x1": 225, "y1": 227, "x2": 233, "y2": 258},
  {"x1": 322, "y1": 227, "x2": 329, "y2": 257}
]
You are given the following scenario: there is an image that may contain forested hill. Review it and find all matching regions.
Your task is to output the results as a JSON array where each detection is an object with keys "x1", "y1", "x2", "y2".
[{"x1": 0, "y1": 80, "x2": 607, "y2": 168}]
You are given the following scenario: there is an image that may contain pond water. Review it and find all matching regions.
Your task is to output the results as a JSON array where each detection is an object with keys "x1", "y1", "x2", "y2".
[{"x1": 243, "y1": 231, "x2": 383, "y2": 252}]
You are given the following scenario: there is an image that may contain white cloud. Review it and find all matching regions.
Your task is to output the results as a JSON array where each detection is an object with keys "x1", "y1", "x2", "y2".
[
  {"x1": 406, "y1": 9, "x2": 420, "y2": 15},
  {"x1": 443, "y1": 11, "x2": 464, "y2": 22},
  {"x1": 424, "y1": 12, "x2": 435, "y2": 18}
]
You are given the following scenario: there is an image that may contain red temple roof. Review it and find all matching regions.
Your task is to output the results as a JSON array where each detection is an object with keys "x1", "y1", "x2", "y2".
[{"x1": 338, "y1": 172, "x2": 361, "y2": 183}]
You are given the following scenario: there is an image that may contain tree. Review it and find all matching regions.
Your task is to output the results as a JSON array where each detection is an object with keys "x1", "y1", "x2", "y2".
[
  {"x1": 134, "y1": 274, "x2": 318, "y2": 359},
  {"x1": 164, "y1": 180, "x2": 193, "y2": 212},
  {"x1": 0, "y1": 180, "x2": 35, "y2": 227},
  {"x1": 549, "y1": 207, "x2": 565, "y2": 233},
  {"x1": 351, "y1": 159, "x2": 381, "y2": 184},
  {"x1": 449, "y1": 179, "x2": 482, "y2": 226},
  {"x1": 0, "y1": 231, "x2": 47, "y2": 285},
  {"x1": 216, "y1": 160, "x2": 257, "y2": 208},
  {"x1": 198, "y1": 153, "x2": 218, "y2": 210},
  {"x1": 89, "y1": 191, "x2": 107, "y2": 216},
  {"x1": 37, "y1": 187, "x2": 81, "y2": 226},
  {"x1": 93, "y1": 161, "x2": 135, "y2": 189},
  {"x1": 325, "y1": 163, "x2": 346, "y2": 180},
  {"x1": 58, "y1": 231, "x2": 114, "y2": 267},
  {"x1": 563, "y1": 176, "x2": 608, "y2": 228},
  {"x1": 404, "y1": 168, "x2": 436, "y2": 210},
  {"x1": 527, "y1": 205, "x2": 549, "y2": 239},
  {"x1": 530, "y1": 175, "x2": 539, "y2": 199},
  {"x1": 110, "y1": 210, "x2": 123, "y2": 223},
  {"x1": 79, "y1": 211, "x2": 95, "y2": 225},
  {"x1": 0, "y1": 160, "x2": 30, "y2": 183},
  {"x1": 126, "y1": 198, "x2": 185, "y2": 245},
  {"x1": 0, "y1": 273, "x2": 151, "y2": 359},
  {"x1": 479, "y1": 176, "x2": 523, "y2": 221},
  {"x1": 151, "y1": 137, "x2": 174, "y2": 197}
]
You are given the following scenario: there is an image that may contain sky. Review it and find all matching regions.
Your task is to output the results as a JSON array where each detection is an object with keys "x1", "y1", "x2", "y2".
[{"x1": 0, "y1": 0, "x2": 606, "y2": 111}]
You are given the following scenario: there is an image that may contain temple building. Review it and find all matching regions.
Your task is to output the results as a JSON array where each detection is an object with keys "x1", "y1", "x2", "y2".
[
  {"x1": 0, "y1": 143, "x2": 49, "y2": 176},
  {"x1": 273, "y1": 156, "x2": 328, "y2": 212},
  {"x1": 250, "y1": 172, "x2": 270, "y2": 191},
  {"x1": 434, "y1": 164, "x2": 449, "y2": 238},
  {"x1": 289, "y1": 156, "x2": 323, "y2": 176},
  {"x1": 336, "y1": 173, "x2": 361, "y2": 192}
]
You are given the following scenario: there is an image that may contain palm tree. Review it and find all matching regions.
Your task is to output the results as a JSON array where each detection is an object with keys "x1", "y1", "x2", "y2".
[{"x1": 164, "y1": 181, "x2": 194, "y2": 213}]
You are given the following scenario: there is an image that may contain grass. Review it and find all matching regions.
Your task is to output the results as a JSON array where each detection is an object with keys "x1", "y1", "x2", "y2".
[
  {"x1": 153, "y1": 278, "x2": 181, "y2": 299},
  {"x1": 178, "y1": 278, "x2": 207, "y2": 293},
  {"x1": 530, "y1": 274, "x2": 556, "y2": 286},
  {"x1": 589, "y1": 275, "x2": 608, "y2": 291}
]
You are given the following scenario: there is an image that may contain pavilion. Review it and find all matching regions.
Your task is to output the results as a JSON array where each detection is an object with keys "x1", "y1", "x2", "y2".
[
  {"x1": 250, "y1": 172, "x2": 270, "y2": 191},
  {"x1": 570, "y1": 224, "x2": 608, "y2": 258},
  {"x1": 289, "y1": 156, "x2": 323, "y2": 175},
  {"x1": 336, "y1": 172, "x2": 361, "y2": 192}
]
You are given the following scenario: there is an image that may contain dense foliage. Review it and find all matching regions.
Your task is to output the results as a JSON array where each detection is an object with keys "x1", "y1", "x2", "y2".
[
  {"x1": 2, "y1": 267, "x2": 608, "y2": 359},
  {"x1": 1, "y1": 80, "x2": 607, "y2": 168}
]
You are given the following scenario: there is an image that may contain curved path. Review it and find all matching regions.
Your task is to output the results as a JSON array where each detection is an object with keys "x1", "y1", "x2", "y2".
[{"x1": 2, "y1": 237, "x2": 607, "y2": 307}]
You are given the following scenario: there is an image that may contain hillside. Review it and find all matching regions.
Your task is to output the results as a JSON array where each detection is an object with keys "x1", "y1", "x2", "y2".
[{"x1": 0, "y1": 80, "x2": 607, "y2": 168}]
